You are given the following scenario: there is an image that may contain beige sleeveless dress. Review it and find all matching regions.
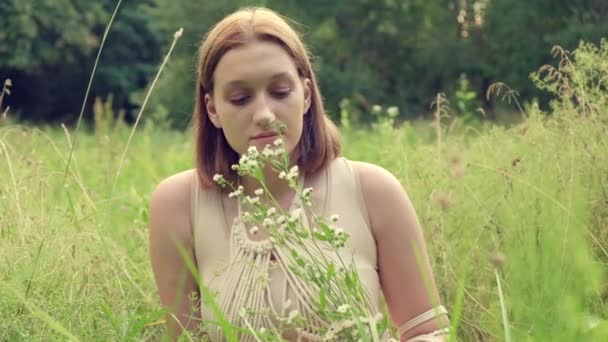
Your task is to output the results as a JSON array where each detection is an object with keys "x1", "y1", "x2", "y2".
[{"x1": 191, "y1": 157, "x2": 385, "y2": 341}]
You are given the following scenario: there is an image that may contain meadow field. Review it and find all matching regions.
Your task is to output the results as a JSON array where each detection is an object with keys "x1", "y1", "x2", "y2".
[{"x1": 0, "y1": 41, "x2": 607, "y2": 341}]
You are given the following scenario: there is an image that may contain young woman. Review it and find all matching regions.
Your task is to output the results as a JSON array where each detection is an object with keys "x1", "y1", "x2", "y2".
[{"x1": 149, "y1": 7, "x2": 449, "y2": 341}]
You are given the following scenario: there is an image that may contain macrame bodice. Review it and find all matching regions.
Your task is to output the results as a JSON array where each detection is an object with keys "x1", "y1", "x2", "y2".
[{"x1": 191, "y1": 158, "x2": 382, "y2": 341}]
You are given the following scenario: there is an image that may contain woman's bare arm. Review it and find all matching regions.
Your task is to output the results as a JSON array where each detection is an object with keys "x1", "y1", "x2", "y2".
[
  {"x1": 353, "y1": 162, "x2": 449, "y2": 341},
  {"x1": 149, "y1": 170, "x2": 201, "y2": 339}
]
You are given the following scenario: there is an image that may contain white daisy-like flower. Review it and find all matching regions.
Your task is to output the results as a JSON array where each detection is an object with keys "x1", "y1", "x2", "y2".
[
  {"x1": 287, "y1": 309, "x2": 299, "y2": 324},
  {"x1": 372, "y1": 104, "x2": 382, "y2": 114},
  {"x1": 247, "y1": 159, "x2": 258, "y2": 169},
  {"x1": 249, "y1": 226, "x2": 259, "y2": 235},
  {"x1": 213, "y1": 174, "x2": 222, "y2": 182},
  {"x1": 302, "y1": 187, "x2": 313, "y2": 197},
  {"x1": 254, "y1": 188, "x2": 264, "y2": 196},
  {"x1": 337, "y1": 304, "x2": 350, "y2": 313},
  {"x1": 387, "y1": 106, "x2": 399, "y2": 117},
  {"x1": 276, "y1": 215, "x2": 286, "y2": 224},
  {"x1": 262, "y1": 146, "x2": 274, "y2": 157},
  {"x1": 273, "y1": 138, "x2": 284, "y2": 146},
  {"x1": 267, "y1": 207, "x2": 276, "y2": 216},
  {"x1": 247, "y1": 146, "x2": 258, "y2": 154},
  {"x1": 335, "y1": 228, "x2": 344, "y2": 236},
  {"x1": 263, "y1": 218, "x2": 273, "y2": 228},
  {"x1": 279, "y1": 171, "x2": 287, "y2": 179},
  {"x1": 291, "y1": 208, "x2": 304, "y2": 218},
  {"x1": 330, "y1": 214, "x2": 339, "y2": 223},
  {"x1": 289, "y1": 165, "x2": 299, "y2": 174}
]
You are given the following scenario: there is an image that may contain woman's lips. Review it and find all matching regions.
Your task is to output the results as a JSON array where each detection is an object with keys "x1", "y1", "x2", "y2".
[{"x1": 251, "y1": 133, "x2": 279, "y2": 144}]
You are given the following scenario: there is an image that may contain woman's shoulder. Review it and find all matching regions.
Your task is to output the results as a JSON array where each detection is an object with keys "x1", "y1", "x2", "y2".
[
  {"x1": 151, "y1": 169, "x2": 196, "y2": 203},
  {"x1": 149, "y1": 169, "x2": 197, "y2": 238},
  {"x1": 344, "y1": 160, "x2": 413, "y2": 227},
  {"x1": 345, "y1": 159, "x2": 403, "y2": 194}
]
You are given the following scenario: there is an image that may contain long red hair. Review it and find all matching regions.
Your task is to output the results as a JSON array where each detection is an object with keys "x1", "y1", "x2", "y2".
[{"x1": 192, "y1": 7, "x2": 341, "y2": 188}]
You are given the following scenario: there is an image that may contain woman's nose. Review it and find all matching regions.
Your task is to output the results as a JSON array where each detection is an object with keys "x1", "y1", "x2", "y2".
[{"x1": 252, "y1": 95, "x2": 276, "y2": 127}]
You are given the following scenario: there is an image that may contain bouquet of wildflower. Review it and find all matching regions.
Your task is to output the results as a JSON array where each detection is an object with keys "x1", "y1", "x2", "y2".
[{"x1": 212, "y1": 134, "x2": 390, "y2": 341}]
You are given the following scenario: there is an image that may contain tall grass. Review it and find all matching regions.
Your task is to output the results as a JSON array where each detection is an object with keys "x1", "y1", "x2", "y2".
[{"x1": 1, "y1": 40, "x2": 607, "y2": 341}]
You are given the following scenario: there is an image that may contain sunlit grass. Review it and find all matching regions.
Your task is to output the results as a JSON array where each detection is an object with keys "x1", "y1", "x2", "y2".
[{"x1": 1, "y1": 40, "x2": 607, "y2": 341}]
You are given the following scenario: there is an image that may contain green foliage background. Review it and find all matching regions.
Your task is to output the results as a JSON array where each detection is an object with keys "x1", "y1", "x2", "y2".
[
  {"x1": 1, "y1": 37, "x2": 607, "y2": 340},
  {"x1": 1, "y1": 0, "x2": 607, "y2": 126}
]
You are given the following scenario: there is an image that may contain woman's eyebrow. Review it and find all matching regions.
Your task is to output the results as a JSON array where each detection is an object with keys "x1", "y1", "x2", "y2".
[{"x1": 222, "y1": 71, "x2": 294, "y2": 89}]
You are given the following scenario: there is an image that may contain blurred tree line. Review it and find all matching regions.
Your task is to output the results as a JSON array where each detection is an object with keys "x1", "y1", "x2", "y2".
[{"x1": 1, "y1": 0, "x2": 607, "y2": 127}]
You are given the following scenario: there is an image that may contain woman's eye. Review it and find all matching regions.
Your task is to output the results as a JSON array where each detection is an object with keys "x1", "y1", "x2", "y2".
[
  {"x1": 272, "y1": 89, "x2": 291, "y2": 98},
  {"x1": 229, "y1": 96, "x2": 250, "y2": 105}
]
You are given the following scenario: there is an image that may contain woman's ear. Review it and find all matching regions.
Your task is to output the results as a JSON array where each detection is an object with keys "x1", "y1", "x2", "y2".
[
  {"x1": 204, "y1": 93, "x2": 221, "y2": 128},
  {"x1": 303, "y1": 78, "x2": 312, "y2": 115}
]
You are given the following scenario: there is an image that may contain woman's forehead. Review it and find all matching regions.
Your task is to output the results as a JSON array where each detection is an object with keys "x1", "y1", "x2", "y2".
[{"x1": 214, "y1": 41, "x2": 299, "y2": 89}]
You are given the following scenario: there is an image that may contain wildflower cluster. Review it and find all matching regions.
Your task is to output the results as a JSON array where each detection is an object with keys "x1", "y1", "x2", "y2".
[{"x1": 212, "y1": 131, "x2": 387, "y2": 340}]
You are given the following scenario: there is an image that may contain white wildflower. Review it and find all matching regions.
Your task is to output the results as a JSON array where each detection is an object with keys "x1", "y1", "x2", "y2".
[
  {"x1": 229, "y1": 186, "x2": 243, "y2": 198},
  {"x1": 267, "y1": 207, "x2": 276, "y2": 216},
  {"x1": 212, "y1": 174, "x2": 222, "y2": 182},
  {"x1": 291, "y1": 208, "x2": 304, "y2": 218},
  {"x1": 335, "y1": 227, "x2": 344, "y2": 236},
  {"x1": 276, "y1": 215, "x2": 286, "y2": 224},
  {"x1": 302, "y1": 187, "x2": 313, "y2": 197},
  {"x1": 247, "y1": 146, "x2": 258, "y2": 154},
  {"x1": 259, "y1": 327, "x2": 267, "y2": 334},
  {"x1": 387, "y1": 106, "x2": 399, "y2": 117},
  {"x1": 287, "y1": 309, "x2": 299, "y2": 324},
  {"x1": 249, "y1": 226, "x2": 259, "y2": 235},
  {"x1": 372, "y1": 104, "x2": 382, "y2": 114},
  {"x1": 289, "y1": 165, "x2": 299, "y2": 174},
  {"x1": 273, "y1": 138, "x2": 284, "y2": 146},
  {"x1": 330, "y1": 214, "x2": 339, "y2": 223},
  {"x1": 337, "y1": 304, "x2": 350, "y2": 314},
  {"x1": 247, "y1": 159, "x2": 258, "y2": 169},
  {"x1": 263, "y1": 218, "x2": 273, "y2": 228},
  {"x1": 279, "y1": 171, "x2": 287, "y2": 179},
  {"x1": 254, "y1": 188, "x2": 264, "y2": 196},
  {"x1": 262, "y1": 145, "x2": 274, "y2": 157}
]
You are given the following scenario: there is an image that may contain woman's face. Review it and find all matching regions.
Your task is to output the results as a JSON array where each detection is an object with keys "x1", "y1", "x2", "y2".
[{"x1": 205, "y1": 40, "x2": 311, "y2": 156}]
